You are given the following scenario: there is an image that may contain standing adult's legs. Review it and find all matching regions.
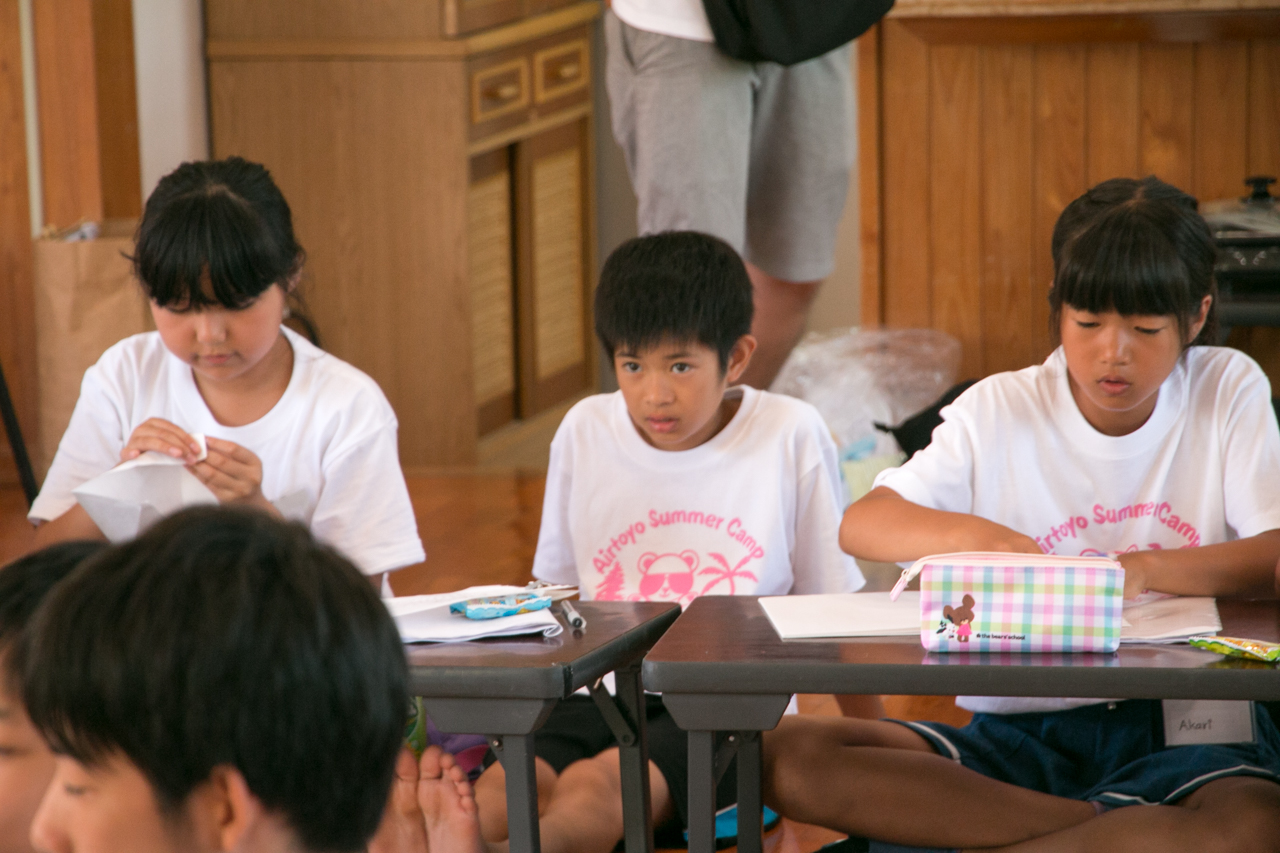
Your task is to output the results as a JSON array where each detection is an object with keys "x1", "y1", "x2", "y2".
[
  {"x1": 740, "y1": 47, "x2": 855, "y2": 388},
  {"x1": 739, "y1": 264, "x2": 820, "y2": 388}
]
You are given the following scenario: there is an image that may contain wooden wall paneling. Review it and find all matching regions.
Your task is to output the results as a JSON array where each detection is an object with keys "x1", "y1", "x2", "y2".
[
  {"x1": 1248, "y1": 40, "x2": 1280, "y2": 179},
  {"x1": 899, "y1": 11, "x2": 1280, "y2": 47},
  {"x1": 31, "y1": 0, "x2": 140, "y2": 229},
  {"x1": 928, "y1": 45, "x2": 984, "y2": 378},
  {"x1": 979, "y1": 46, "x2": 1035, "y2": 375},
  {"x1": 1032, "y1": 47, "x2": 1088, "y2": 358},
  {"x1": 1192, "y1": 42, "x2": 1249, "y2": 203},
  {"x1": 880, "y1": 20, "x2": 933, "y2": 330},
  {"x1": 1084, "y1": 44, "x2": 1140, "y2": 185},
  {"x1": 0, "y1": 3, "x2": 35, "y2": 486},
  {"x1": 1139, "y1": 44, "x2": 1196, "y2": 190},
  {"x1": 33, "y1": 0, "x2": 102, "y2": 230},
  {"x1": 857, "y1": 25, "x2": 884, "y2": 327},
  {"x1": 209, "y1": 58, "x2": 477, "y2": 466},
  {"x1": 91, "y1": 0, "x2": 140, "y2": 219}
]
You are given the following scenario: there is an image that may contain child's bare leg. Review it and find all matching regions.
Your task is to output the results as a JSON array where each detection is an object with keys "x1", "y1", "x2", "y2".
[
  {"x1": 763, "y1": 716, "x2": 1094, "y2": 849},
  {"x1": 473, "y1": 747, "x2": 674, "y2": 853},
  {"x1": 368, "y1": 749, "x2": 432, "y2": 853},
  {"x1": 974, "y1": 776, "x2": 1280, "y2": 853},
  {"x1": 472, "y1": 755, "x2": 560, "y2": 843},
  {"x1": 419, "y1": 746, "x2": 485, "y2": 853}
]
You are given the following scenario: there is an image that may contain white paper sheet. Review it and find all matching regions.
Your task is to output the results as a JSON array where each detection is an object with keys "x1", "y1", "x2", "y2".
[
  {"x1": 1120, "y1": 595, "x2": 1221, "y2": 644},
  {"x1": 386, "y1": 584, "x2": 576, "y2": 643},
  {"x1": 759, "y1": 592, "x2": 921, "y2": 640},
  {"x1": 72, "y1": 437, "x2": 215, "y2": 542}
]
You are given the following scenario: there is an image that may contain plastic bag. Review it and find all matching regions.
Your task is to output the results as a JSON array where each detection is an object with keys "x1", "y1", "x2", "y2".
[{"x1": 770, "y1": 328, "x2": 961, "y2": 500}]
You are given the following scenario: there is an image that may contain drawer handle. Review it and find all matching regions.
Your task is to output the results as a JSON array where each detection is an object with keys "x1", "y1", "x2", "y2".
[
  {"x1": 553, "y1": 62, "x2": 580, "y2": 81},
  {"x1": 483, "y1": 82, "x2": 521, "y2": 102}
]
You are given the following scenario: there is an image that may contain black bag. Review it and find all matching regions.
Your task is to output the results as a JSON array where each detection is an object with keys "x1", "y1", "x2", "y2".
[{"x1": 700, "y1": 0, "x2": 895, "y2": 66}]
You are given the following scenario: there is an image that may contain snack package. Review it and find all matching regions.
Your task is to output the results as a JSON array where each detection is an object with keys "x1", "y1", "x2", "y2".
[
  {"x1": 449, "y1": 592, "x2": 552, "y2": 620},
  {"x1": 1189, "y1": 635, "x2": 1280, "y2": 663}
]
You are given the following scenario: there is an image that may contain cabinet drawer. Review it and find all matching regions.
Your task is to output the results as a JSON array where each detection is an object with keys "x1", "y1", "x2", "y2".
[
  {"x1": 443, "y1": 0, "x2": 525, "y2": 37},
  {"x1": 533, "y1": 39, "x2": 587, "y2": 103},
  {"x1": 470, "y1": 58, "x2": 531, "y2": 125}
]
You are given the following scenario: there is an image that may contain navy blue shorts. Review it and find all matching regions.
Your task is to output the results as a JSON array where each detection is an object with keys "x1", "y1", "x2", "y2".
[{"x1": 892, "y1": 700, "x2": 1280, "y2": 807}]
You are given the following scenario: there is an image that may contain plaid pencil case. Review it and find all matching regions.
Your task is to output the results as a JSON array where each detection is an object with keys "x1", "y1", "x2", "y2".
[{"x1": 889, "y1": 552, "x2": 1125, "y2": 653}]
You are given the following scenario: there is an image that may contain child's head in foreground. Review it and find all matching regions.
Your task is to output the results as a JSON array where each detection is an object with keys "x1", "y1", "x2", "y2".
[
  {"x1": 133, "y1": 156, "x2": 302, "y2": 386},
  {"x1": 0, "y1": 542, "x2": 105, "y2": 853},
  {"x1": 20, "y1": 507, "x2": 408, "y2": 853},
  {"x1": 594, "y1": 231, "x2": 757, "y2": 451},
  {"x1": 1048, "y1": 176, "x2": 1218, "y2": 435}
]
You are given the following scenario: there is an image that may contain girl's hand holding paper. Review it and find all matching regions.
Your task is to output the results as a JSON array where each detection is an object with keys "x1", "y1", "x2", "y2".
[
  {"x1": 121, "y1": 418, "x2": 207, "y2": 464},
  {"x1": 189, "y1": 437, "x2": 278, "y2": 515}
]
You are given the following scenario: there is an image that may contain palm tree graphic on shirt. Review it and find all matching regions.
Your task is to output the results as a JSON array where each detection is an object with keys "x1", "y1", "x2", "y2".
[{"x1": 699, "y1": 552, "x2": 759, "y2": 595}]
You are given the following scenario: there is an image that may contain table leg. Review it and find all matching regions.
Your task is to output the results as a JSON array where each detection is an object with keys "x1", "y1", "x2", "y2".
[
  {"x1": 661, "y1": 693, "x2": 791, "y2": 853},
  {"x1": 735, "y1": 730, "x2": 763, "y2": 853},
  {"x1": 687, "y1": 730, "x2": 717, "y2": 853},
  {"x1": 614, "y1": 663, "x2": 655, "y2": 853},
  {"x1": 491, "y1": 734, "x2": 541, "y2": 853}
]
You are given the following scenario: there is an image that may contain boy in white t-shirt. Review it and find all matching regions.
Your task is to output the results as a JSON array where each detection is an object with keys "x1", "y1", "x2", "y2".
[{"x1": 368, "y1": 232, "x2": 870, "y2": 853}]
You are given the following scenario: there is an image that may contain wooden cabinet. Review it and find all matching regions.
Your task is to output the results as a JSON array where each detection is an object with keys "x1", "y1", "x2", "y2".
[
  {"x1": 206, "y1": 1, "x2": 599, "y2": 467},
  {"x1": 858, "y1": 1, "x2": 1280, "y2": 380}
]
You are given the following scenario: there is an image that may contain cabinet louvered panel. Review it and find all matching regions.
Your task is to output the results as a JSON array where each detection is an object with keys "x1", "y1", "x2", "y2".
[
  {"x1": 468, "y1": 155, "x2": 517, "y2": 434},
  {"x1": 531, "y1": 147, "x2": 585, "y2": 380}
]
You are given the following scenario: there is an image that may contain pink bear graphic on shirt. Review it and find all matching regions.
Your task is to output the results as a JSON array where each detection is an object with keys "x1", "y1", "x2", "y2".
[{"x1": 634, "y1": 550, "x2": 700, "y2": 602}]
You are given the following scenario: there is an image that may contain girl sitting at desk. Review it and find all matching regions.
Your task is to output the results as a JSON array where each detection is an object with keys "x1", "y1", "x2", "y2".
[
  {"x1": 766, "y1": 176, "x2": 1280, "y2": 853},
  {"x1": 28, "y1": 157, "x2": 423, "y2": 585}
]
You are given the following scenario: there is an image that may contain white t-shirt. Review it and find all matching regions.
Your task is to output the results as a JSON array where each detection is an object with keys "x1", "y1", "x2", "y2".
[
  {"x1": 533, "y1": 386, "x2": 864, "y2": 602},
  {"x1": 612, "y1": 0, "x2": 715, "y2": 42},
  {"x1": 31, "y1": 327, "x2": 425, "y2": 576},
  {"x1": 874, "y1": 345, "x2": 1280, "y2": 714}
]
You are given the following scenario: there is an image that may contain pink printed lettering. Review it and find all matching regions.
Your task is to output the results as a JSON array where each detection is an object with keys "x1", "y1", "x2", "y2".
[
  {"x1": 648, "y1": 509, "x2": 725, "y2": 530},
  {"x1": 726, "y1": 518, "x2": 765, "y2": 561},
  {"x1": 592, "y1": 520, "x2": 647, "y2": 571}
]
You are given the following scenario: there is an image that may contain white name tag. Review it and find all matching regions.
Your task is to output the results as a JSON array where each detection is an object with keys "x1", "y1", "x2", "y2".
[{"x1": 1162, "y1": 700, "x2": 1255, "y2": 746}]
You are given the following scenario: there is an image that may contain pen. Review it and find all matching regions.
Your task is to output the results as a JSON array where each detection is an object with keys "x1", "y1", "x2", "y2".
[{"x1": 560, "y1": 600, "x2": 586, "y2": 630}]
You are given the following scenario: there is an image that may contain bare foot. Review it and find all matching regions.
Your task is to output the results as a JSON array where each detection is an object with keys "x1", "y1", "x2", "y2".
[
  {"x1": 420, "y1": 746, "x2": 486, "y2": 853},
  {"x1": 368, "y1": 748, "x2": 431, "y2": 853}
]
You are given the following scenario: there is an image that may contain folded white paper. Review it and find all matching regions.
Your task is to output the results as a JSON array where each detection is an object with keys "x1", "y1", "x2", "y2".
[
  {"x1": 1120, "y1": 594, "x2": 1221, "y2": 644},
  {"x1": 386, "y1": 584, "x2": 576, "y2": 643},
  {"x1": 73, "y1": 441, "x2": 216, "y2": 542},
  {"x1": 760, "y1": 592, "x2": 922, "y2": 640}
]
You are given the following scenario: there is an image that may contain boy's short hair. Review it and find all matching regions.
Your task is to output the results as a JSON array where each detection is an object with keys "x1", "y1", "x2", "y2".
[
  {"x1": 0, "y1": 541, "x2": 105, "y2": 688},
  {"x1": 594, "y1": 231, "x2": 754, "y2": 371},
  {"x1": 21, "y1": 507, "x2": 408, "y2": 853}
]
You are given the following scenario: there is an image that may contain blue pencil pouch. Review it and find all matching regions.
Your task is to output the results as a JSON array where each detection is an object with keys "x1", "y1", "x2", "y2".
[{"x1": 449, "y1": 593, "x2": 552, "y2": 620}]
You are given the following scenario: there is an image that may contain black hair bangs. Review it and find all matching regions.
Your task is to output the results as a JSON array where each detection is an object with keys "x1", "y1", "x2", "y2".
[
  {"x1": 1054, "y1": 208, "x2": 1193, "y2": 318},
  {"x1": 595, "y1": 232, "x2": 754, "y2": 371},
  {"x1": 1049, "y1": 176, "x2": 1218, "y2": 345},
  {"x1": 133, "y1": 190, "x2": 293, "y2": 311}
]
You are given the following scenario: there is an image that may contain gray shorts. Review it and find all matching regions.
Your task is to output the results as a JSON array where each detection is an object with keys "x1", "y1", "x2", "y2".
[{"x1": 605, "y1": 11, "x2": 854, "y2": 283}]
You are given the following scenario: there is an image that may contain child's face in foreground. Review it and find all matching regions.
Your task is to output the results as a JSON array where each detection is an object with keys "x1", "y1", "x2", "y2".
[
  {"x1": 30, "y1": 754, "x2": 194, "y2": 853},
  {"x1": 0, "y1": 684, "x2": 54, "y2": 853},
  {"x1": 1060, "y1": 299, "x2": 1209, "y2": 436},
  {"x1": 614, "y1": 336, "x2": 755, "y2": 451},
  {"x1": 150, "y1": 284, "x2": 290, "y2": 389}
]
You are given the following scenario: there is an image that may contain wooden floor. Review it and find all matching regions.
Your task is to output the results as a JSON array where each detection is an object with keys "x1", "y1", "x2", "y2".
[{"x1": 0, "y1": 473, "x2": 970, "y2": 853}]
